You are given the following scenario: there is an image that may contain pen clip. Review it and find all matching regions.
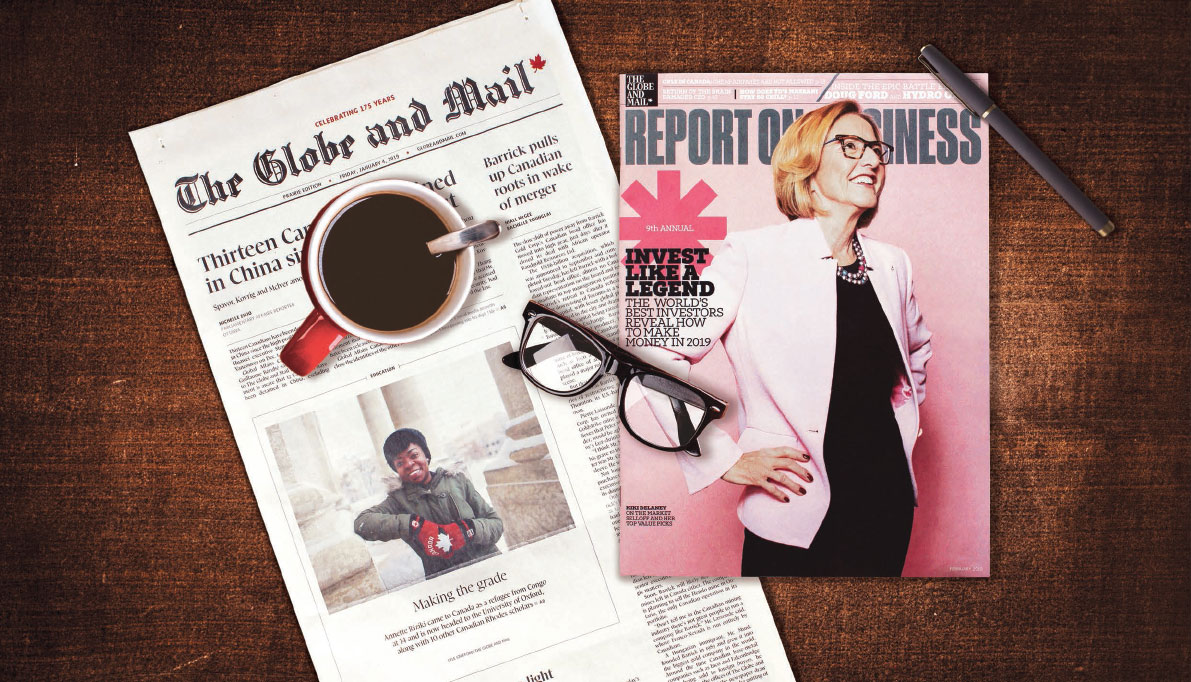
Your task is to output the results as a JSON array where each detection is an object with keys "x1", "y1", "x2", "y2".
[{"x1": 917, "y1": 53, "x2": 978, "y2": 117}]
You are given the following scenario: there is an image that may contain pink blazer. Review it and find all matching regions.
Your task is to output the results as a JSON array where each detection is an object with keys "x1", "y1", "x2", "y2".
[{"x1": 644, "y1": 218, "x2": 932, "y2": 548}]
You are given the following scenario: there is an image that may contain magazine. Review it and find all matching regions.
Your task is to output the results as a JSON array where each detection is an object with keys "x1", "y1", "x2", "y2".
[
  {"x1": 129, "y1": 6, "x2": 796, "y2": 681},
  {"x1": 617, "y1": 73, "x2": 990, "y2": 578}
]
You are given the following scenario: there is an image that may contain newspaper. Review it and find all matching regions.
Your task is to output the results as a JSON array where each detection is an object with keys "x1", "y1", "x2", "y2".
[
  {"x1": 130, "y1": 2, "x2": 795, "y2": 680},
  {"x1": 616, "y1": 73, "x2": 990, "y2": 577}
]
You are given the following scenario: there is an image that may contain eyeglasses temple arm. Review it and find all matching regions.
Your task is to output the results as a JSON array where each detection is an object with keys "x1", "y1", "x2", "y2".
[
  {"x1": 670, "y1": 396, "x2": 701, "y2": 457},
  {"x1": 503, "y1": 343, "x2": 552, "y2": 370}
]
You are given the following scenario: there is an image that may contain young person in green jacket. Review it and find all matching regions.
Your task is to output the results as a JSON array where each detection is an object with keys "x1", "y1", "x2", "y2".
[{"x1": 353, "y1": 428, "x2": 503, "y2": 578}]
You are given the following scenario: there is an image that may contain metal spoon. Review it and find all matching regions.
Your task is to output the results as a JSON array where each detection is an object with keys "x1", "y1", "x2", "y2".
[{"x1": 426, "y1": 220, "x2": 501, "y2": 255}]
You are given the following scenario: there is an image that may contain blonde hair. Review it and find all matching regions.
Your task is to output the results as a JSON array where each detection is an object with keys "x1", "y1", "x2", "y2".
[{"x1": 772, "y1": 100, "x2": 881, "y2": 227}]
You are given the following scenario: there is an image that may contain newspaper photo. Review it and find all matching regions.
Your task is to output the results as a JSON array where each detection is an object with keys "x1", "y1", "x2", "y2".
[
  {"x1": 130, "y1": 2, "x2": 795, "y2": 680},
  {"x1": 617, "y1": 73, "x2": 991, "y2": 578}
]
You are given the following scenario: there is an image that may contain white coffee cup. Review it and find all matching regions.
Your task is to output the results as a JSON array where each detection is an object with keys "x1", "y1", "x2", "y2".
[{"x1": 280, "y1": 178, "x2": 500, "y2": 376}]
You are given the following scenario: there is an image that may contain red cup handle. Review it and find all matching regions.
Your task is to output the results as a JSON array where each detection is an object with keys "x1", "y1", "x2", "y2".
[{"x1": 280, "y1": 308, "x2": 348, "y2": 376}]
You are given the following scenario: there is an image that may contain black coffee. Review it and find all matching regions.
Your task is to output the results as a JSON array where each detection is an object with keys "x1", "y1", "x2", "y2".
[{"x1": 320, "y1": 194, "x2": 458, "y2": 331}]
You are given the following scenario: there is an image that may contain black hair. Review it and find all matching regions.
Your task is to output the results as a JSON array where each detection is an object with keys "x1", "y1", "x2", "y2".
[{"x1": 382, "y1": 428, "x2": 431, "y2": 471}]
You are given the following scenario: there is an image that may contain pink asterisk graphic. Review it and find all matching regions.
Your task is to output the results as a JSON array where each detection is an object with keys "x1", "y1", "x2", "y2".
[{"x1": 620, "y1": 170, "x2": 727, "y2": 275}]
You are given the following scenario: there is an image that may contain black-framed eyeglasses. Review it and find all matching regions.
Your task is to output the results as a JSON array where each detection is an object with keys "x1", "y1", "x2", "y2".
[
  {"x1": 823, "y1": 134, "x2": 895, "y2": 165},
  {"x1": 502, "y1": 301, "x2": 727, "y2": 455}
]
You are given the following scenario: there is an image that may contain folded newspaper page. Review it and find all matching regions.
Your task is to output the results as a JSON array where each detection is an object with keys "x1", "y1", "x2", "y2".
[
  {"x1": 617, "y1": 73, "x2": 990, "y2": 577},
  {"x1": 130, "y1": 2, "x2": 795, "y2": 680}
]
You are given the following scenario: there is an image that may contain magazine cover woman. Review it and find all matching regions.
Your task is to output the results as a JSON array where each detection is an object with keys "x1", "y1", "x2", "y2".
[{"x1": 643, "y1": 100, "x2": 933, "y2": 576}]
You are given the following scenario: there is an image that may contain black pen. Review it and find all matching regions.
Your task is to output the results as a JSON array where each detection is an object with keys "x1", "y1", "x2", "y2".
[{"x1": 919, "y1": 44, "x2": 1115, "y2": 237}]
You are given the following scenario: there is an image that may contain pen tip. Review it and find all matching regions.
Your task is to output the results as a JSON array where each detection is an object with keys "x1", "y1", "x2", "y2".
[{"x1": 1097, "y1": 220, "x2": 1116, "y2": 237}]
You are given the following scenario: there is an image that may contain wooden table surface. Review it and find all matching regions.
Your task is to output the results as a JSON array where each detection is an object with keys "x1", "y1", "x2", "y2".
[{"x1": 2, "y1": 1, "x2": 1187, "y2": 679}]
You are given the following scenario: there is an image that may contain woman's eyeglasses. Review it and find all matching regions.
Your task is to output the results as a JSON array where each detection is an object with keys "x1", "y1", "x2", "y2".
[
  {"x1": 823, "y1": 134, "x2": 895, "y2": 165},
  {"x1": 502, "y1": 301, "x2": 727, "y2": 455}
]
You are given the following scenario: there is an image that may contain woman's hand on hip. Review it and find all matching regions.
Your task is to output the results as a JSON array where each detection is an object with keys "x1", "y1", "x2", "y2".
[{"x1": 721, "y1": 447, "x2": 813, "y2": 502}]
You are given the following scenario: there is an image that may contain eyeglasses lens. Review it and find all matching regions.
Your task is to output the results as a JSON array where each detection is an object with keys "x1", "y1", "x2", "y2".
[
  {"x1": 623, "y1": 373, "x2": 708, "y2": 449},
  {"x1": 873, "y1": 142, "x2": 892, "y2": 164},
  {"x1": 522, "y1": 317, "x2": 603, "y2": 392},
  {"x1": 838, "y1": 137, "x2": 892, "y2": 164}
]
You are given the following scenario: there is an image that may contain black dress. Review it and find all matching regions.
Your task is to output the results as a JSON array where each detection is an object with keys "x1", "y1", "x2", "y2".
[{"x1": 741, "y1": 260, "x2": 916, "y2": 577}]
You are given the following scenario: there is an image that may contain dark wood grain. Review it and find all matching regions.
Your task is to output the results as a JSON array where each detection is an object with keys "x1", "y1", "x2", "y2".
[{"x1": 1, "y1": 1, "x2": 1187, "y2": 679}]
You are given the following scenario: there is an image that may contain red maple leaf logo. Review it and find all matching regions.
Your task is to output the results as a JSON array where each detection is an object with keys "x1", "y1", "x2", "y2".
[
  {"x1": 620, "y1": 170, "x2": 727, "y2": 275},
  {"x1": 529, "y1": 54, "x2": 546, "y2": 71}
]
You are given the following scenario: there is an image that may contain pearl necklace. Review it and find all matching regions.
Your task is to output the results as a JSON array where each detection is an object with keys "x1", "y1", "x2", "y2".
[{"x1": 836, "y1": 236, "x2": 869, "y2": 285}]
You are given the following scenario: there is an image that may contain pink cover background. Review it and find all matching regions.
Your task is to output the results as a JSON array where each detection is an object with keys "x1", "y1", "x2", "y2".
[{"x1": 619, "y1": 74, "x2": 990, "y2": 577}]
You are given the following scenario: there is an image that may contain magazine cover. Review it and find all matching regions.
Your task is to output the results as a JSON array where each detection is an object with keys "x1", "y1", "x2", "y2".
[{"x1": 617, "y1": 73, "x2": 989, "y2": 577}]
